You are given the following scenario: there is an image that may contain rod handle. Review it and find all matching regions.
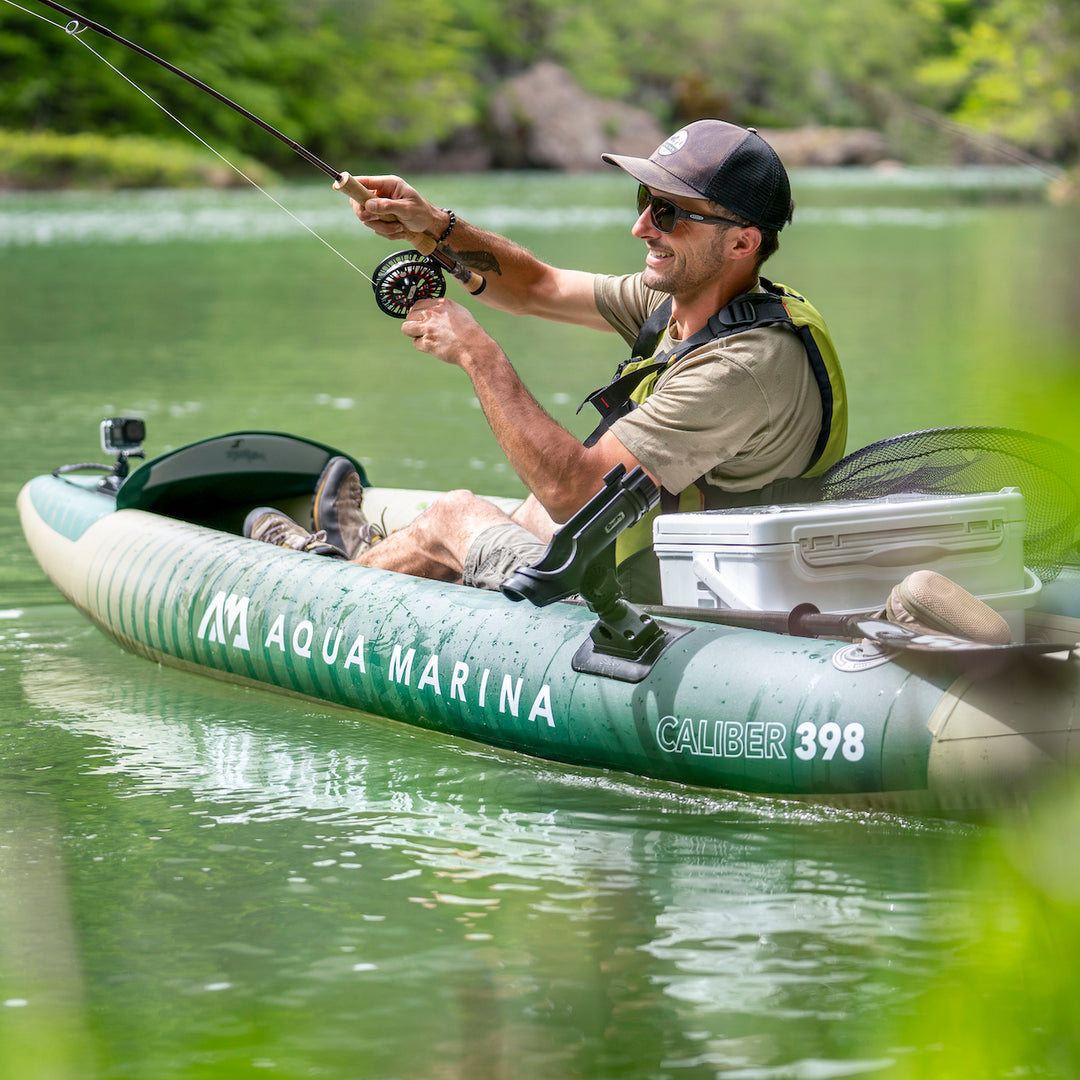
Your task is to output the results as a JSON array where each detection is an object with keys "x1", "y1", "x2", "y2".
[
  {"x1": 333, "y1": 171, "x2": 376, "y2": 205},
  {"x1": 334, "y1": 172, "x2": 486, "y2": 296}
]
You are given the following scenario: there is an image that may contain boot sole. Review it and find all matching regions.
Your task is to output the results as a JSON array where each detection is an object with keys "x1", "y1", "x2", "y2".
[{"x1": 312, "y1": 456, "x2": 359, "y2": 555}]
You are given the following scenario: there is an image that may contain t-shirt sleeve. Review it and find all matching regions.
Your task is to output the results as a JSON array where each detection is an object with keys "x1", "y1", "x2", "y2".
[{"x1": 593, "y1": 273, "x2": 667, "y2": 349}]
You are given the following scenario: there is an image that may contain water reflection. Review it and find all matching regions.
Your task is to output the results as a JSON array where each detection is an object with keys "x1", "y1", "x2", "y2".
[
  {"x1": 1, "y1": 607, "x2": 975, "y2": 1078},
  {"x1": 0, "y1": 167, "x2": 1050, "y2": 248}
]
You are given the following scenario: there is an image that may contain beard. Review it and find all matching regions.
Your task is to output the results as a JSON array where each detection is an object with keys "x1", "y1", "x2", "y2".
[{"x1": 642, "y1": 230, "x2": 729, "y2": 297}]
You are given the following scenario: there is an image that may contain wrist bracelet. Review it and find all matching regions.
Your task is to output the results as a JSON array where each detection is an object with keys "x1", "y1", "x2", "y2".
[{"x1": 437, "y1": 209, "x2": 456, "y2": 242}]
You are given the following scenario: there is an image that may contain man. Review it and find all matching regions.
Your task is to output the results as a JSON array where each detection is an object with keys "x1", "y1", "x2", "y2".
[{"x1": 246, "y1": 120, "x2": 847, "y2": 602}]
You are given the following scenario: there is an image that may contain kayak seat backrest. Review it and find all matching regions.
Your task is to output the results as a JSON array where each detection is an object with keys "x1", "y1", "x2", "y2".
[{"x1": 116, "y1": 431, "x2": 368, "y2": 534}]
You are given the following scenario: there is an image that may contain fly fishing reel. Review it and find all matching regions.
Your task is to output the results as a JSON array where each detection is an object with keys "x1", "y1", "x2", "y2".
[{"x1": 372, "y1": 249, "x2": 446, "y2": 318}]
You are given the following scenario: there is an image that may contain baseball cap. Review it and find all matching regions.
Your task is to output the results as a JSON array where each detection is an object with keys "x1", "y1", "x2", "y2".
[{"x1": 602, "y1": 120, "x2": 793, "y2": 231}]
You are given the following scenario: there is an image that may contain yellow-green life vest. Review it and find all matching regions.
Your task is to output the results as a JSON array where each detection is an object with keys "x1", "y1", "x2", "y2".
[{"x1": 581, "y1": 278, "x2": 847, "y2": 574}]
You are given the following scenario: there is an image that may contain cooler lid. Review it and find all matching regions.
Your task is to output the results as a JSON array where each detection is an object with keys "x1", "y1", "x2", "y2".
[{"x1": 652, "y1": 489, "x2": 1026, "y2": 546}]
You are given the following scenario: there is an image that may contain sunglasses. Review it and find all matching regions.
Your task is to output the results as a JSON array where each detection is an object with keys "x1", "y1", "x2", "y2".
[{"x1": 636, "y1": 184, "x2": 749, "y2": 233}]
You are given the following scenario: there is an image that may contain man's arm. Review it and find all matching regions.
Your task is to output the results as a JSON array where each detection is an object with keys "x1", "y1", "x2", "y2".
[
  {"x1": 402, "y1": 297, "x2": 653, "y2": 523},
  {"x1": 350, "y1": 174, "x2": 614, "y2": 333}
]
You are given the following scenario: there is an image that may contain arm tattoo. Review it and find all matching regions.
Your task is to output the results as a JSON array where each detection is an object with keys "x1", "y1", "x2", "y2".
[{"x1": 443, "y1": 245, "x2": 503, "y2": 276}]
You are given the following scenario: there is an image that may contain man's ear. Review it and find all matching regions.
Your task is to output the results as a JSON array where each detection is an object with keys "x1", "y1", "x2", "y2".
[{"x1": 728, "y1": 226, "x2": 762, "y2": 263}]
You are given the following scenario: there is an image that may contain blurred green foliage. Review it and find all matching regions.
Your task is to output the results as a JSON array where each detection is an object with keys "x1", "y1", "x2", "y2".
[
  {"x1": 0, "y1": 0, "x2": 1076, "y2": 169},
  {"x1": 882, "y1": 782, "x2": 1080, "y2": 1078},
  {"x1": 0, "y1": 0, "x2": 479, "y2": 169},
  {"x1": 914, "y1": 0, "x2": 1080, "y2": 160},
  {"x1": 0, "y1": 128, "x2": 276, "y2": 187}
]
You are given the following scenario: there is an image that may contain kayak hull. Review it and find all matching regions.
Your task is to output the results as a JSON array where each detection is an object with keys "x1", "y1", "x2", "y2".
[{"x1": 18, "y1": 468, "x2": 1080, "y2": 814}]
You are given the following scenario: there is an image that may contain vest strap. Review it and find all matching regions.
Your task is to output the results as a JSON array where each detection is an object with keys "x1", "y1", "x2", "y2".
[
  {"x1": 582, "y1": 278, "x2": 834, "y2": 468},
  {"x1": 579, "y1": 359, "x2": 668, "y2": 448},
  {"x1": 629, "y1": 301, "x2": 672, "y2": 360},
  {"x1": 582, "y1": 281, "x2": 795, "y2": 441}
]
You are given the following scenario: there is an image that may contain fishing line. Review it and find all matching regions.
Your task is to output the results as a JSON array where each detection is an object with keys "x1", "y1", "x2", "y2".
[
  {"x1": 4, "y1": 0, "x2": 375, "y2": 281},
  {"x1": 18, "y1": 0, "x2": 486, "y2": 305},
  {"x1": 9, "y1": 0, "x2": 476, "y2": 311}
]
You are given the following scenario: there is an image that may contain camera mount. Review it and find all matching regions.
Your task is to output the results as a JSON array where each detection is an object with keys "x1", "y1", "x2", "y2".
[{"x1": 53, "y1": 417, "x2": 146, "y2": 493}]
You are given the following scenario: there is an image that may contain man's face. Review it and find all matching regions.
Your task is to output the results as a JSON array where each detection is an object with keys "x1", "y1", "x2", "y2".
[{"x1": 632, "y1": 186, "x2": 736, "y2": 297}]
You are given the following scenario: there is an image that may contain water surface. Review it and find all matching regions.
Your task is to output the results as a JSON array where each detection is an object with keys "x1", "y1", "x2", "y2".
[{"x1": 2, "y1": 169, "x2": 1079, "y2": 1078}]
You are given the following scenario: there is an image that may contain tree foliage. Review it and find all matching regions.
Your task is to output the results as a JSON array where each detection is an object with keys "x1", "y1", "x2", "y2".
[
  {"x1": 914, "y1": 0, "x2": 1079, "y2": 160},
  {"x1": 0, "y1": 0, "x2": 1076, "y2": 167},
  {"x1": 0, "y1": 0, "x2": 479, "y2": 168}
]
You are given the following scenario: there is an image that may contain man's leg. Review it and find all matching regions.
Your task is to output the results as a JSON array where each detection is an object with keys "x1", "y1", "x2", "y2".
[
  {"x1": 509, "y1": 493, "x2": 558, "y2": 544},
  {"x1": 354, "y1": 489, "x2": 530, "y2": 582}
]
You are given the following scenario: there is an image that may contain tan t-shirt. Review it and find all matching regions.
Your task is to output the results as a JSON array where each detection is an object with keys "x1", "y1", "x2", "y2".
[{"x1": 593, "y1": 273, "x2": 823, "y2": 496}]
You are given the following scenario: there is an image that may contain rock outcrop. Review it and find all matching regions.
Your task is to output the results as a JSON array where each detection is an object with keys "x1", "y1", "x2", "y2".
[
  {"x1": 402, "y1": 63, "x2": 895, "y2": 174},
  {"x1": 487, "y1": 62, "x2": 667, "y2": 170},
  {"x1": 754, "y1": 126, "x2": 893, "y2": 167}
]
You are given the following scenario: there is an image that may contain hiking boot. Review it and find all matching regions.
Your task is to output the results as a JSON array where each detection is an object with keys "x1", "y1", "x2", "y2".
[
  {"x1": 243, "y1": 506, "x2": 348, "y2": 559},
  {"x1": 312, "y1": 456, "x2": 385, "y2": 558}
]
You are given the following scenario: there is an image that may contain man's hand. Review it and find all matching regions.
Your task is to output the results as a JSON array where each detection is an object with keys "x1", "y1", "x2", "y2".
[
  {"x1": 400, "y1": 300, "x2": 650, "y2": 524},
  {"x1": 348, "y1": 175, "x2": 449, "y2": 243},
  {"x1": 401, "y1": 297, "x2": 493, "y2": 367}
]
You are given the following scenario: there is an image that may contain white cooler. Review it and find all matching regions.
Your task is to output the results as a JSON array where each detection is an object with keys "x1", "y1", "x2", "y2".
[{"x1": 653, "y1": 489, "x2": 1041, "y2": 640}]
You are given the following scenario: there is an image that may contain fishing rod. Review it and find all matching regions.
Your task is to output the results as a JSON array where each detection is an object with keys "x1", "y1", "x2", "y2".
[{"x1": 23, "y1": 0, "x2": 486, "y2": 315}]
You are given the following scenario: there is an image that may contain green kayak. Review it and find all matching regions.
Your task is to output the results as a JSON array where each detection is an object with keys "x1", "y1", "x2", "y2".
[{"x1": 18, "y1": 428, "x2": 1080, "y2": 816}]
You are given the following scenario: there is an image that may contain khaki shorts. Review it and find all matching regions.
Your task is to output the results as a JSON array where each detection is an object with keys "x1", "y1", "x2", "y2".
[{"x1": 462, "y1": 523, "x2": 549, "y2": 591}]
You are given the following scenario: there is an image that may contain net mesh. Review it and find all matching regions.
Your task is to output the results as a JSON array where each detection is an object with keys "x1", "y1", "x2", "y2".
[{"x1": 812, "y1": 427, "x2": 1080, "y2": 582}]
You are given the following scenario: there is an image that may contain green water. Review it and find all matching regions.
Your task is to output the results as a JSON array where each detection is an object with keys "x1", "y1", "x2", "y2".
[{"x1": 3, "y1": 170, "x2": 1080, "y2": 1078}]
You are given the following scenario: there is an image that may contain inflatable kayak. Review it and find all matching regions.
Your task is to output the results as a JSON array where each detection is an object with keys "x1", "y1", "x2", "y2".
[{"x1": 17, "y1": 424, "x2": 1080, "y2": 816}]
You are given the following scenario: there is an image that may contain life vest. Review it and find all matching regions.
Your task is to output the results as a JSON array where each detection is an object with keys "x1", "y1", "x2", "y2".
[{"x1": 581, "y1": 278, "x2": 847, "y2": 589}]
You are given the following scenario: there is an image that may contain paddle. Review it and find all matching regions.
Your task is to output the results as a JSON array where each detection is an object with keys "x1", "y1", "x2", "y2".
[{"x1": 642, "y1": 601, "x2": 1077, "y2": 656}]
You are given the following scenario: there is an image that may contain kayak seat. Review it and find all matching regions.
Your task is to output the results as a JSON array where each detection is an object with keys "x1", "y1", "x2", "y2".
[{"x1": 116, "y1": 430, "x2": 368, "y2": 535}]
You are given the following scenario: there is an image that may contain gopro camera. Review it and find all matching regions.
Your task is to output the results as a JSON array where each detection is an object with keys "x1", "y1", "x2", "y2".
[{"x1": 100, "y1": 417, "x2": 146, "y2": 457}]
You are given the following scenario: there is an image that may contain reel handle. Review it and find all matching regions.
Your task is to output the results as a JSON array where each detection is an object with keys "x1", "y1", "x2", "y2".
[{"x1": 334, "y1": 172, "x2": 486, "y2": 296}]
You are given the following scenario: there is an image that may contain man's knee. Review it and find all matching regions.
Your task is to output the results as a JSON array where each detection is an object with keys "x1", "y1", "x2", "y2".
[
  {"x1": 404, "y1": 488, "x2": 513, "y2": 564},
  {"x1": 436, "y1": 488, "x2": 487, "y2": 515},
  {"x1": 416, "y1": 490, "x2": 550, "y2": 590},
  {"x1": 414, "y1": 489, "x2": 494, "y2": 535}
]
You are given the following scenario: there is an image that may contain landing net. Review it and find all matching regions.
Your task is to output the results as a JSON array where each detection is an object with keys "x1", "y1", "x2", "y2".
[{"x1": 814, "y1": 427, "x2": 1080, "y2": 582}]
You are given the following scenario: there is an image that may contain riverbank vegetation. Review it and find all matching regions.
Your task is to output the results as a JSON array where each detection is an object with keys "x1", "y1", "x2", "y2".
[
  {"x1": 0, "y1": 0, "x2": 1076, "y2": 184},
  {"x1": 0, "y1": 129, "x2": 275, "y2": 189}
]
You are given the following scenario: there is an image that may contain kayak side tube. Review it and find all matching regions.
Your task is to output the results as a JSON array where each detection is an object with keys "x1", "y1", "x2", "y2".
[{"x1": 18, "y1": 472, "x2": 1078, "y2": 808}]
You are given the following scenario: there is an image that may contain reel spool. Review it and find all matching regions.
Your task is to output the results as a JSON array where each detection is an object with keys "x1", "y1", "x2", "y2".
[{"x1": 372, "y1": 249, "x2": 446, "y2": 318}]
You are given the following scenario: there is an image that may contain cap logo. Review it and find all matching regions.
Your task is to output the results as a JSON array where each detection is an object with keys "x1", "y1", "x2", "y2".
[{"x1": 657, "y1": 130, "x2": 688, "y2": 156}]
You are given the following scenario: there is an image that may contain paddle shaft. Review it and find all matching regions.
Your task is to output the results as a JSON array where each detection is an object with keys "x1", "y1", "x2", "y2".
[
  {"x1": 644, "y1": 601, "x2": 860, "y2": 638},
  {"x1": 32, "y1": 0, "x2": 486, "y2": 295},
  {"x1": 644, "y1": 602, "x2": 1076, "y2": 655}
]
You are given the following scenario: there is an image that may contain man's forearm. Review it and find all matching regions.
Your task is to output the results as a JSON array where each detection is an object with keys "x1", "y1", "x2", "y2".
[
  {"x1": 353, "y1": 177, "x2": 609, "y2": 330},
  {"x1": 440, "y1": 220, "x2": 610, "y2": 330},
  {"x1": 435, "y1": 220, "x2": 550, "y2": 316},
  {"x1": 458, "y1": 340, "x2": 631, "y2": 522},
  {"x1": 400, "y1": 292, "x2": 647, "y2": 520}
]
